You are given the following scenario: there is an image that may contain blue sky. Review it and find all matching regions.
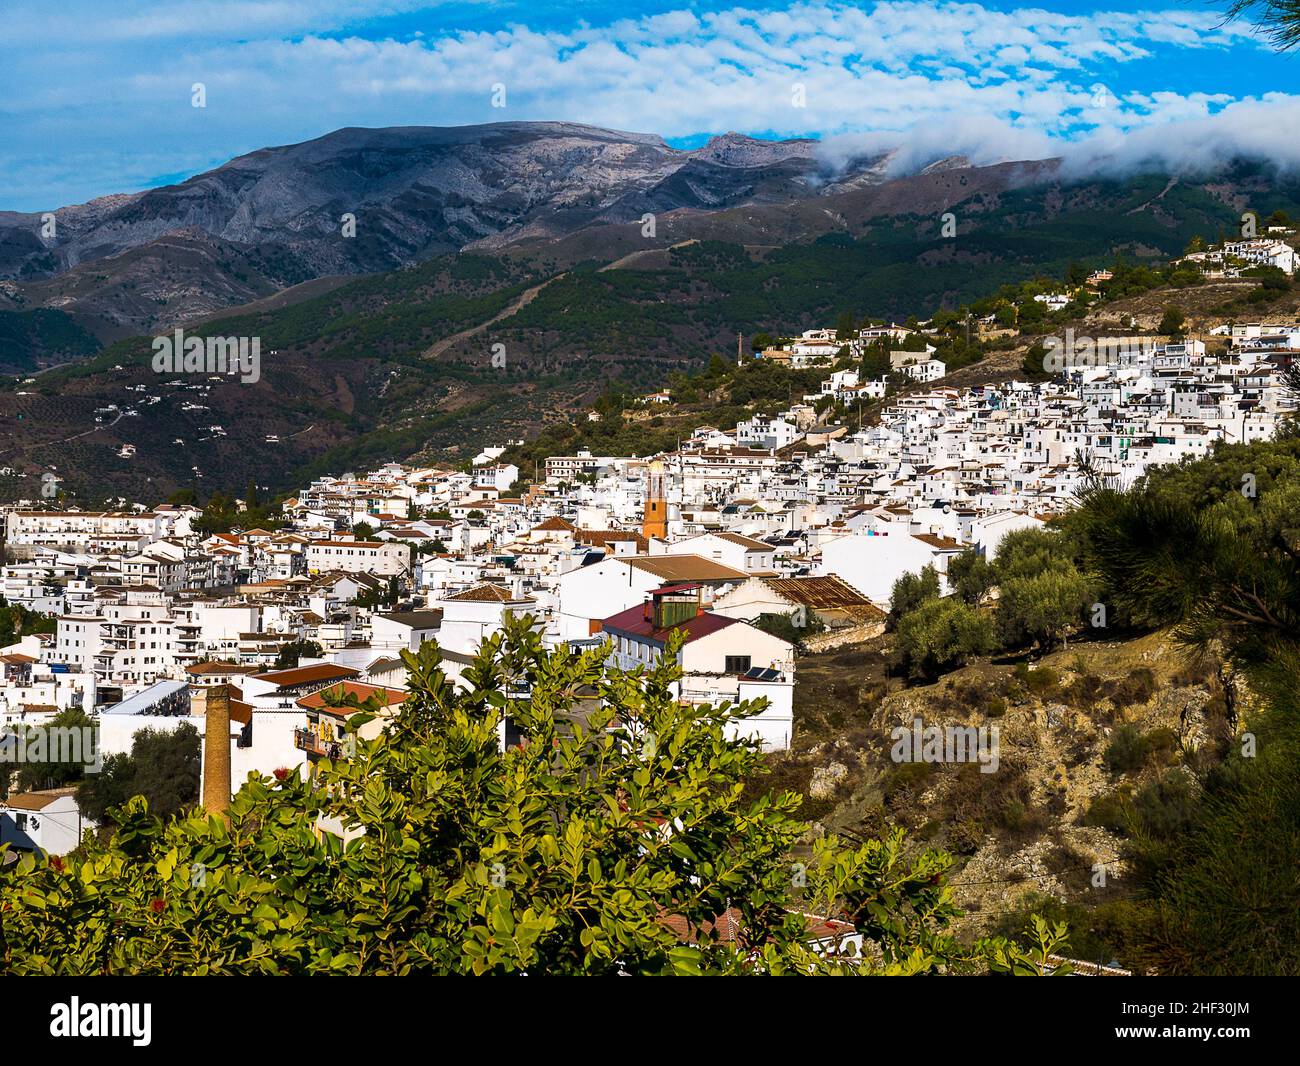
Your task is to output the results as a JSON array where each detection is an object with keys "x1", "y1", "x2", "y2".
[{"x1": 0, "y1": 0, "x2": 1293, "y2": 211}]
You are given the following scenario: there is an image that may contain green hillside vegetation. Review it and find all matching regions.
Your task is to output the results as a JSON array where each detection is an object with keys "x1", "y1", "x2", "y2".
[
  {"x1": 0, "y1": 308, "x2": 100, "y2": 374},
  {"x1": 870, "y1": 431, "x2": 1300, "y2": 973}
]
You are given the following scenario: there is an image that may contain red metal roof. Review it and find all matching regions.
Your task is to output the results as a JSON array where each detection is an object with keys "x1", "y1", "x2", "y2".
[{"x1": 600, "y1": 604, "x2": 736, "y2": 646}]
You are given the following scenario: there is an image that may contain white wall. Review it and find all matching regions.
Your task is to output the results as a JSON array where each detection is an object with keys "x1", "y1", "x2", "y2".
[
  {"x1": 0, "y1": 795, "x2": 95, "y2": 855},
  {"x1": 817, "y1": 533, "x2": 948, "y2": 605}
]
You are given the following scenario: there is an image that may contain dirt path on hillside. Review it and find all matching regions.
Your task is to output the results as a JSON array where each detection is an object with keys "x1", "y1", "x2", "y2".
[
  {"x1": 421, "y1": 274, "x2": 566, "y2": 360},
  {"x1": 598, "y1": 238, "x2": 699, "y2": 273}
]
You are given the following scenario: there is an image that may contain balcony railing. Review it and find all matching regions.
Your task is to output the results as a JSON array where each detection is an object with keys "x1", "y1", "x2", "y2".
[{"x1": 294, "y1": 728, "x2": 344, "y2": 759}]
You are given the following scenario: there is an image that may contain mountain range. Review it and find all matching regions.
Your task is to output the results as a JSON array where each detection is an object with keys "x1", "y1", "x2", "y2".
[
  {"x1": 0, "y1": 123, "x2": 890, "y2": 340},
  {"x1": 0, "y1": 120, "x2": 1296, "y2": 502}
]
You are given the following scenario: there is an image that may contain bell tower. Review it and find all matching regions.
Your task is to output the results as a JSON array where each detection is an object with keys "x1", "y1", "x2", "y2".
[{"x1": 642, "y1": 459, "x2": 668, "y2": 541}]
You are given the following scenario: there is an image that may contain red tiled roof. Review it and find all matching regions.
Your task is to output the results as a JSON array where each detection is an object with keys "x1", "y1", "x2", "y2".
[
  {"x1": 577, "y1": 529, "x2": 650, "y2": 552},
  {"x1": 600, "y1": 604, "x2": 736, "y2": 646},
  {"x1": 447, "y1": 583, "x2": 520, "y2": 602}
]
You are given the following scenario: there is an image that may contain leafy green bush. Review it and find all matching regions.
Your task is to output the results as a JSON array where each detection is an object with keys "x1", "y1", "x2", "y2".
[
  {"x1": 887, "y1": 565, "x2": 941, "y2": 630},
  {"x1": 892, "y1": 597, "x2": 997, "y2": 680},
  {"x1": 1013, "y1": 663, "x2": 1061, "y2": 701},
  {"x1": 1132, "y1": 771, "x2": 1198, "y2": 840},
  {"x1": 1103, "y1": 725, "x2": 1151, "y2": 774},
  {"x1": 1083, "y1": 788, "x2": 1134, "y2": 834},
  {"x1": 0, "y1": 615, "x2": 1066, "y2": 976}
]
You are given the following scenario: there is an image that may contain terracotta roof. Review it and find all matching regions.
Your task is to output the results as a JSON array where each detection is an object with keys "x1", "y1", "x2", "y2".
[
  {"x1": 296, "y1": 681, "x2": 406, "y2": 716},
  {"x1": 710, "y1": 532, "x2": 773, "y2": 551},
  {"x1": 374, "y1": 610, "x2": 443, "y2": 628},
  {"x1": 912, "y1": 534, "x2": 963, "y2": 551},
  {"x1": 446, "y1": 583, "x2": 521, "y2": 603},
  {"x1": 2, "y1": 787, "x2": 78, "y2": 812},
  {"x1": 251, "y1": 662, "x2": 360, "y2": 688},
  {"x1": 533, "y1": 517, "x2": 578, "y2": 532},
  {"x1": 577, "y1": 529, "x2": 649, "y2": 552},
  {"x1": 625, "y1": 555, "x2": 747, "y2": 582},
  {"x1": 186, "y1": 660, "x2": 260, "y2": 676}
]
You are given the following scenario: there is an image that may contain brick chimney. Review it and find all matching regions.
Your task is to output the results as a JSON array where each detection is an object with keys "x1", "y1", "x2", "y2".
[{"x1": 201, "y1": 683, "x2": 233, "y2": 816}]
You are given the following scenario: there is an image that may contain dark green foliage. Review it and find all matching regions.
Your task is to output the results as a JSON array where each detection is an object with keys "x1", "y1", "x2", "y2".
[
  {"x1": 947, "y1": 548, "x2": 996, "y2": 605},
  {"x1": 1012, "y1": 664, "x2": 1062, "y2": 701},
  {"x1": 1225, "y1": 0, "x2": 1300, "y2": 51},
  {"x1": 1156, "y1": 307, "x2": 1185, "y2": 336},
  {"x1": 275, "y1": 639, "x2": 324, "y2": 670},
  {"x1": 11, "y1": 706, "x2": 96, "y2": 794},
  {"x1": 76, "y1": 723, "x2": 200, "y2": 825},
  {"x1": 1131, "y1": 770, "x2": 1198, "y2": 839},
  {"x1": 892, "y1": 597, "x2": 997, "y2": 680},
  {"x1": 0, "y1": 600, "x2": 57, "y2": 646},
  {"x1": 0, "y1": 308, "x2": 100, "y2": 373},
  {"x1": 992, "y1": 529, "x2": 1094, "y2": 650},
  {"x1": 887, "y1": 565, "x2": 941, "y2": 630},
  {"x1": 190, "y1": 489, "x2": 285, "y2": 535},
  {"x1": 1103, "y1": 725, "x2": 1156, "y2": 775}
]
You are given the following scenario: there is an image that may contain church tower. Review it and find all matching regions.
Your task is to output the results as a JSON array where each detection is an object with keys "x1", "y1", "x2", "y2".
[{"x1": 642, "y1": 459, "x2": 668, "y2": 541}]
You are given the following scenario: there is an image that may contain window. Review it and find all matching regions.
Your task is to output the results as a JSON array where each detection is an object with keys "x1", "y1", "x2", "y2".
[{"x1": 725, "y1": 656, "x2": 751, "y2": 674}]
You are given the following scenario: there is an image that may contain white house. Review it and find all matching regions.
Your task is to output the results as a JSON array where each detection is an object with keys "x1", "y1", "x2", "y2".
[
  {"x1": 435, "y1": 584, "x2": 537, "y2": 657},
  {"x1": 556, "y1": 555, "x2": 748, "y2": 640},
  {"x1": 817, "y1": 531, "x2": 964, "y2": 605},
  {"x1": 0, "y1": 788, "x2": 95, "y2": 855},
  {"x1": 901, "y1": 359, "x2": 946, "y2": 383},
  {"x1": 735, "y1": 414, "x2": 801, "y2": 451},
  {"x1": 305, "y1": 539, "x2": 410, "y2": 576},
  {"x1": 672, "y1": 532, "x2": 776, "y2": 575},
  {"x1": 1224, "y1": 238, "x2": 1296, "y2": 275},
  {"x1": 600, "y1": 585, "x2": 795, "y2": 751},
  {"x1": 370, "y1": 610, "x2": 443, "y2": 652}
]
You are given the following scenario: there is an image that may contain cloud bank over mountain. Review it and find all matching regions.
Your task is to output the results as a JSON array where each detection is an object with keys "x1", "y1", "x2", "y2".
[{"x1": 0, "y1": 1, "x2": 1287, "y2": 209}]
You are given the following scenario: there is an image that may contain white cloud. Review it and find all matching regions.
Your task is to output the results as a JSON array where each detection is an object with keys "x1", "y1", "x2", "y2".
[{"x1": 0, "y1": 1, "x2": 1286, "y2": 209}]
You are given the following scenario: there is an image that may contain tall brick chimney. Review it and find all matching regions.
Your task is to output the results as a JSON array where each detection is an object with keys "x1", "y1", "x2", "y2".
[{"x1": 201, "y1": 683, "x2": 232, "y2": 816}]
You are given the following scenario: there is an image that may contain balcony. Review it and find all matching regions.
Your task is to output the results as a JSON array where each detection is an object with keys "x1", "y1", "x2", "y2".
[{"x1": 294, "y1": 727, "x2": 344, "y2": 759}]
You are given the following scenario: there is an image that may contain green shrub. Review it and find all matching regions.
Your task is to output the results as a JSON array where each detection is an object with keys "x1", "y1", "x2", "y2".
[
  {"x1": 1014, "y1": 663, "x2": 1061, "y2": 700},
  {"x1": 1132, "y1": 771, "x2": 1198, "y2": 840},
  {"x1": 1083, "y1": 788, "x2": 1134, "y2": 834},
  {"x1": 1103, "y1": 725, "x2": 1150, "y2": 774},
  {"x1": 1107, "y1": 667, "x2": 1157, "y2": 707},
  {"x1": 892, "y1": 597, "x2": 997, "y2": 680}
]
